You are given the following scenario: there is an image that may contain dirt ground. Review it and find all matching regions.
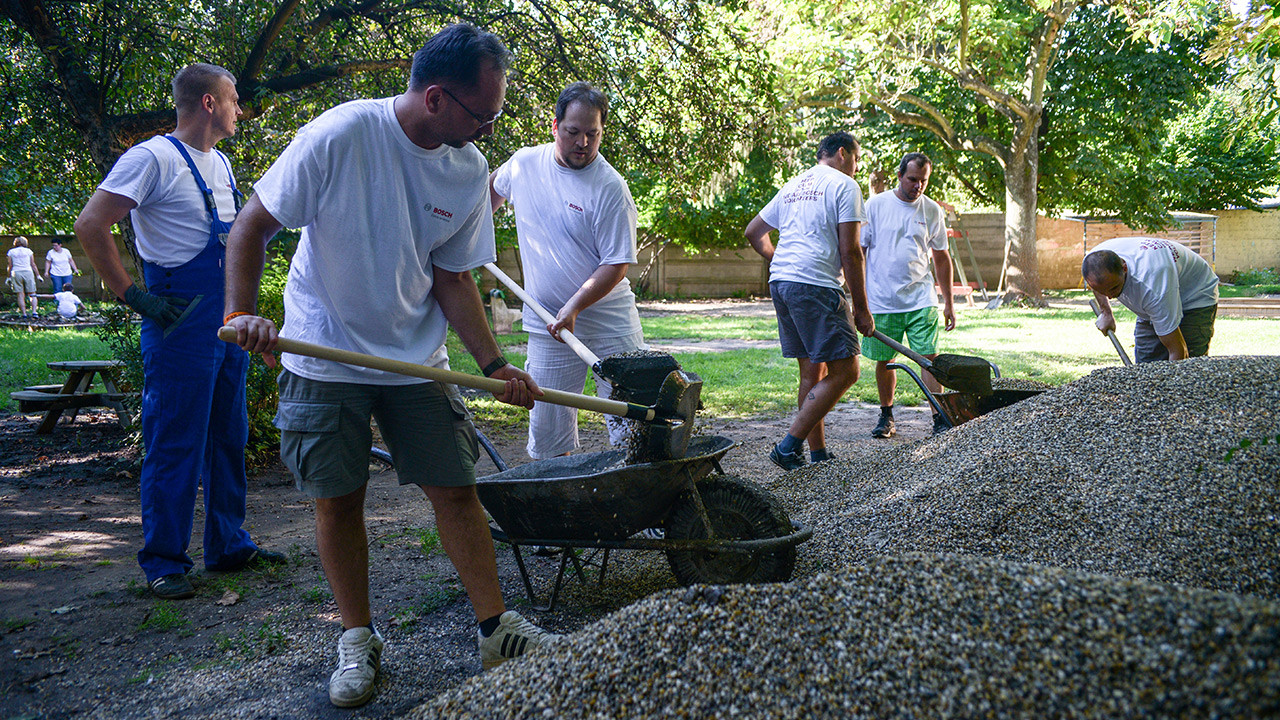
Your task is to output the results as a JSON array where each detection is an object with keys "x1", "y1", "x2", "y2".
[{"x1": 0, "y1": 300, "x2": 939, "y2": 720}]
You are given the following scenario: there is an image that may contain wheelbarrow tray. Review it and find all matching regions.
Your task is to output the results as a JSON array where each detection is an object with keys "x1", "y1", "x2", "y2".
[
  {"x1": 476, "y1": 435, "x2": 735, "y2": 542},
  {"x1": 935, "y1": 388, "x2": 1045, "y2": 425}
]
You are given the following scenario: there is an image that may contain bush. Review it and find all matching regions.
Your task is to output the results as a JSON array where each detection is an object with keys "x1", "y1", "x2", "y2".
[
  {"x1": 1229, "y1": 267, "x2": 1280, "y2": 286},
  {"x1": 92, "y1": 251, "x2": 292, "y2": 469}
]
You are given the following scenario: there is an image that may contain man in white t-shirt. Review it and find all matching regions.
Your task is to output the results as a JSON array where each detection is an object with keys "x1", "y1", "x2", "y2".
[
  {"x1": 1083, "y1": 237, "x2": 1219, "y2": 362},
  {"x1": 45, "y1": 238, "x2": 79, "y2": 294},
  {"x1": 861, "y1": 152, "x2": 955, "y2": 438},
  {"x1": 224, "y1": 25, "x2": 559, "y2": 708},
  {"x1": 75, "y1": 64, "x2": 280, "y2": 602},
  {"x1": 745, "y1": 132, "x2": 875, "y2": 471},
  {"x1": 489, "y1": 82, "x2": 643, "y2": 459}
]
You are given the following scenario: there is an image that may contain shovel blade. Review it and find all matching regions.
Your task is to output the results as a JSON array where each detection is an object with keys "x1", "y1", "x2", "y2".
[
  {"x1": 929, "y1": 355, "x2": 993, "y2": 396},
  {"x1": 595, "y1": 352, "x2": 683, "y2": 406},
  {"x1": 626, "y1": 370, "x2": 702, "y2": 463}
]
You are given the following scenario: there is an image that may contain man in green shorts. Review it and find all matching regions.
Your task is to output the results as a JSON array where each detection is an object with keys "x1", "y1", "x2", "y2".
[{"x1": 861, "y1": 152, "x2": 956, "y2": 437}]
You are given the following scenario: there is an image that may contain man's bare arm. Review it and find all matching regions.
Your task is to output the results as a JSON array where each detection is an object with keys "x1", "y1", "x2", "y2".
[
  {"x1": 488, "y1": 173, "x2": 506, "y2": 214},
  {"x1": 838, "y1": 220, "x2": 875, "y2": 336},
  {"x1": 931, "y1": 247, "x2": 956, "y2": 331},
  {"x1": 547, "y1": 263, "x2": 629, "y2": 340},
  {"x1": 223, "y1": 194, "x2": 284, "y2": 359},
  {"x1": 1158, "y1": 327, "x2": 1189, "y2": 361},
  {"x1": 74, "y1": 190, "x2": 139, "y2": 298},
  {"x1": 744, "y1": 215, "x2": 776, "y2": 262}
]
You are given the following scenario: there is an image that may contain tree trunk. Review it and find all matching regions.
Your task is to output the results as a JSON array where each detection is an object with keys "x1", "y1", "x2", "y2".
[{"x1": 1002, "y1": 139, "x2": 1045, "y2": 304}]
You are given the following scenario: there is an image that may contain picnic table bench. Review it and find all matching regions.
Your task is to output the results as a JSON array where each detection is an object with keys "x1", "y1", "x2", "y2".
[{"x1": 9, "y1": 360, "x2": 135, "y2": 434}]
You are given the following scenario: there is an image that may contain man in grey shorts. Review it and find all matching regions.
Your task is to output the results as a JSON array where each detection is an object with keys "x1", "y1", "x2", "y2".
[
  {"x1": 224, "y1": 24, "x2": 559, "y2": 708},
  {"x1": 745, "y1": 132, "x2": 876, "y2": 471}
]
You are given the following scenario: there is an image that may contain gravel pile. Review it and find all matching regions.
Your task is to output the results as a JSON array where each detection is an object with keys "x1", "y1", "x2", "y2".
[
  {"x1": 769, "y1": 355, "x2": 1280, "y2": 599},
  {"x1": 415, "y1": 554, "x2": 1280, "y2": 719}
]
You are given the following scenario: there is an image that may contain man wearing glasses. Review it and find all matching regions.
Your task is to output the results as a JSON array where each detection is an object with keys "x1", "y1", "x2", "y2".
[
  {"x1": 489, "y1": 82, "x2": 645, "y2": 461},
  {"x1": 223, "y1": 24, "x2": 559, "y2": 708}
]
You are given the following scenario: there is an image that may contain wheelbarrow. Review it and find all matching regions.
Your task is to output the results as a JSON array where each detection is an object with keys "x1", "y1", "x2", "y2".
[
  {"x1": 405, "y1": 433, "x2": 811, "y2": 611},
  {"x1": 885, "y1": 360, "x2": 1046, "y2": 429}
]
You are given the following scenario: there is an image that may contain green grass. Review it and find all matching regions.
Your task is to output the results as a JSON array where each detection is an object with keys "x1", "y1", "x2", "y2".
[
  {"x1": 0, "y1": 327, "x2": 111, "y2": 412},
  {"x1": 213, "y1": 621, "x2": 288, "y2": 658},
  {"x1": 137, "y1": 603, "x2": 189, "y2": 633},
  {"x1": 641, "y1": 314, "x2": 779, "y2": 341}
]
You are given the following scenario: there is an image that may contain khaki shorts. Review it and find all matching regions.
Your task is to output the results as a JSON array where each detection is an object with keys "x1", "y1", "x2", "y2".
[
  {"x1": 9, "y1": 272, "x2": 36, "y2": 294},
  {"x1": 274, "y1": 370, "x2": 479, "y2": 498}
]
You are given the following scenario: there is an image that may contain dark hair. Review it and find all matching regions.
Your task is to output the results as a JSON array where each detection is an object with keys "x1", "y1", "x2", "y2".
[
  {"x1": 816, "y1": 132, "x2": 858, "y2": 160},
  {"x1": 172, "y1": 64, "x2": 236, "y2": 115},
  {"x1": 898, "y1": 152, "x2": 932, "y2": 175},
  {"x1": 409, "y1": 24, "x2": 512, "y2": 91},
  {"x1": 61, "y1": 282, "x2": 74, "y2": 293},
  {"x1": 1082, "y1": 249, "x2": 1125, "y2": 281},
  {"x1": 555, "y1": 82, "x2": 609, "y2": 125}
]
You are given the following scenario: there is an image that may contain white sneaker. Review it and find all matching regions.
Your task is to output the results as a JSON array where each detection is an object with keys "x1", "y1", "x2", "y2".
[
  {"x1": 478, "y1": 611, "x2": 562, "y2": 670},
  {"x1": 329, "y1": 626, "x2": 384, "y2": 707}
]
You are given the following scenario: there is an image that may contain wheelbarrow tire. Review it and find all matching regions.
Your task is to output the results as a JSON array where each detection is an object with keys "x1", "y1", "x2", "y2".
[{"x1": 664, "y1": 474, "x2": 796, "y2": 586}]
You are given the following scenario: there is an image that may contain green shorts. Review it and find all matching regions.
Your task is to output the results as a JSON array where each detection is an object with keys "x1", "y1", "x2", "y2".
[
  {"x1": 274, "y1": 370, "x2": 479, "y2": 498},
  {"x1": 861, "y1": 307, "x2": 940, "y2": 362}
]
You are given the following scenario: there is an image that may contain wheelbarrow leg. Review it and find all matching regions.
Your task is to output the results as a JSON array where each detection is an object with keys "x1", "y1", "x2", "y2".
[{"x1": 510, "y1": 544, "x2": 542, "y2": 608}]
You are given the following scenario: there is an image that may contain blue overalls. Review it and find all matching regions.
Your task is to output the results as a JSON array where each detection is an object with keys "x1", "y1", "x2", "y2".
[{"x1": 136, "y1": 136, "x2": 257, "y2": 581}]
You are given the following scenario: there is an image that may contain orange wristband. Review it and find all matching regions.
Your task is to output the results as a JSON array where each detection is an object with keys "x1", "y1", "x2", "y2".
[{"x1": 224, "y1": 311, "x2": 253, "y2": 324}]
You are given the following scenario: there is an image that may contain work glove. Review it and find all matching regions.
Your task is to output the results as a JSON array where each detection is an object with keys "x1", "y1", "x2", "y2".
[{"x1": 124, "y1": 284, "x2": 189, "y2": 328}]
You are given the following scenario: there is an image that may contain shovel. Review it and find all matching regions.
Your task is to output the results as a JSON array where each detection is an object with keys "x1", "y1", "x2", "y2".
[
  {"x1": 217, "y1": 327, "x2": 701, "y2": 461},
  {"x1": 484, "y1": 263, "x2": 681, "y2": 405},
  {"x1": 869, "y1": 330, "x2": 993, "y2": 396},
  {"x1": 1089, "y1": 300, "x2": 1133, "y2": 367}
]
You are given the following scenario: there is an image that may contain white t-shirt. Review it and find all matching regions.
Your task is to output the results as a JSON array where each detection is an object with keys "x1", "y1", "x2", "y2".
[
  {"x1": 54, "y1": 290, "x2": 82, "y2": 317},
  {"x1": 758, "y1": 164, "x2": 866, "y2": 291},
  {"x1": 491, "y1": 143, "x2": 641, "y2": 339},
  {"x1": 1090, "y1": 237, "x2": 1220, "y2": 336},
  {"x1": 98, "y1": 135, "x2": 238, "y2": 268},
  {"x1": 862, "y1": 191, "x2": 949, "y2": 314},
  {"x1": 254, "y1": 98, "x2": 496, "y2": 385},
  {"x1": 8, "y1": 247, "x2": 35, "y2": 276},
  {"x1": 46, "y1": 247, "x2": 74, "y2": 276}
]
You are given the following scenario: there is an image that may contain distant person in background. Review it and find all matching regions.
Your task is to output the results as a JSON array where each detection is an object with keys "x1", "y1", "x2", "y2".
[
  {"x1": 1083, "y1": 237, "x2": 1219, "y2": 362},
  {"x1": 861, "y1": 152, "x2": 955, "y2": 439},
  {"x1": 45, "y1": 238, "x2": 79, "y2": 294},
  {"x1": 868, "y1": 167, "x2": 888, "y2": 197},
  {"x1": 53, "y1": 282, "x2": 84, "y2": 319},
  {"x1": 745, "y1": 131, "x2": 875, "y2": 471},
  {"x1": 7, "y1": 236, "x2": 42, "y2": 316}
]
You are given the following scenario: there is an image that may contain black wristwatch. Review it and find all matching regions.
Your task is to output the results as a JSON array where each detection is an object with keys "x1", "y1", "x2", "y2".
[{"x1": 481, "y1": 356, "x2": 509, "y2": 377}]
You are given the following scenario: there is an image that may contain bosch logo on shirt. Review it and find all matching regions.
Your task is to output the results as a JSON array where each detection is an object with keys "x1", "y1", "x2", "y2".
[
  {"x1": 423, "y1": 201, "x2": 454, "y2": 221},
  {"x1": 565, "y1": 201, "x2": 585, "y2": 214}
]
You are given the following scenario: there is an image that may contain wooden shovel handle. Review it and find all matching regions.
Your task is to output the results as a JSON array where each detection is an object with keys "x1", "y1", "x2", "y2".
[
  {"x1": 870, "y1": 330, "x2": 934, "y2": 370},
  {"x1": 484, "y1": 262, "x2": 601, "y2": 366},
  {"x1": 216, "y1": 327, "x2": 653, "y2": 420}
]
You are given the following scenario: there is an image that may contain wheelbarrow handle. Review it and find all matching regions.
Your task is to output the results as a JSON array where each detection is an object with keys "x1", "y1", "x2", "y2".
[
  {"x1": 216, "y1": 327, "x2": 655, "y2": 421},
  {"x1": 870, "y1": 330, "x2": 934, "y2": 370},
  {"x1": 484, "y1": 263, "x2": 601, "y2": 366}
]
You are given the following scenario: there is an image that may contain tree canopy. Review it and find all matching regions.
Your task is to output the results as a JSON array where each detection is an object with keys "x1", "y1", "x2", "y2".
[{"x1": 0, "y1": 0, "x2": 774, "y2": 236}]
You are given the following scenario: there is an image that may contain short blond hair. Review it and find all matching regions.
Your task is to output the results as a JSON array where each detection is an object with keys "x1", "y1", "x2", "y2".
[{"x1": 13, "y1": 236, "x2": 28, "y2": 247}]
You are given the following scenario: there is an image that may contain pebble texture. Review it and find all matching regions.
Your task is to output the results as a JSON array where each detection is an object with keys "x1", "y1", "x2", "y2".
[
  {"x1": 413, "y1": 356, "x2": 1280, "y2": 718},
  {"x1": 770, "y1": 355, "x2": 1280, "y2": 599},
  {"x1": 416, "y1": 554, "x2": 1280, "y2": 719}
]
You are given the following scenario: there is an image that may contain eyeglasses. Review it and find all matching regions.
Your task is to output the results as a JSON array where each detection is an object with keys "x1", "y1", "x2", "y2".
[{"x1": 440, "y1": 87, "x2": 503, "y2": 127}]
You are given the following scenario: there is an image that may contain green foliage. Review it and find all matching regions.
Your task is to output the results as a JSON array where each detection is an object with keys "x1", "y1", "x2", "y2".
[
  {"x1": 91, "y1": 306, "x2": 143, "y2": 418},
  {"x1": 3, "y1": 617, "x2": 36, "y2": 632},
  {"x1": 213, "y1": 621, "x2": 288, "y2": 659},
  {"x1": 1229, "y1": 267, "x2": 1280, "y2": 286},
  {"x1": 137, "y1": 603, "x2": 189, "y2": 633}
]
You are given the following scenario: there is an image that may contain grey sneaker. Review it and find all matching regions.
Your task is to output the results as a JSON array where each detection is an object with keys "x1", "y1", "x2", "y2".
[
  {"x1": 768, "y1": 444, "x2": 806, "y2": 471},
  {"x1": 478, "y1": 611, "x2": 561, "y2": 670},
  {"x1": 329, "y1": 626, "x2": 384, "y2": 708}
]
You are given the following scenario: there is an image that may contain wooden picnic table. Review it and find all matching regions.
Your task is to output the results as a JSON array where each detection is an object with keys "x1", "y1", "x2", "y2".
[{"x1": 9, "y1": 359, "x2": 134, "y2": 433}]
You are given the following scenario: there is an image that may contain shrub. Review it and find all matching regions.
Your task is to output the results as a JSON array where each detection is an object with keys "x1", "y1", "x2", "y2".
[{"x1": 1229, "y1": 267, "x2": 1280, "y2": 286}]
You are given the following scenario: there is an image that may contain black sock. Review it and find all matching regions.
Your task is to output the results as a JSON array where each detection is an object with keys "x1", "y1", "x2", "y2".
[
  {"x1": 479, "y1": 613, "x2": 503, "y2": 637},
  {"x1": 880, "y1": 406, "x2": 894, "y2": 417},
  {"x1": 810, "y1": 448, "x2": 831, "y2": 462}
]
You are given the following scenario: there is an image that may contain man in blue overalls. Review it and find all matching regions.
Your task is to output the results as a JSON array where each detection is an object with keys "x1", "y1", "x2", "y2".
[{"x1": 76, "y1": 63, "x2": 281, "y2": 600}]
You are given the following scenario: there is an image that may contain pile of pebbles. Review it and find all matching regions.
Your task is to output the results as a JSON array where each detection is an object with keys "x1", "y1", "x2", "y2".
[
  {"x1": 769, "y1": 355, "x2": 1280, "y2": 599},
  {"x1": 413, "y1": 355, "x2": 1279, "y2": 717},
  {"x1": 416, "y1": 554, "x2": 1280, "y2": 718}
]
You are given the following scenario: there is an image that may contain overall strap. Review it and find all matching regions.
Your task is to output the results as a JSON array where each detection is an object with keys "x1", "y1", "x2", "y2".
[
  {"x1": 215, "y1": 150, "x2": 243, "y2": 213},
  {"x1": 163, "y1": 135, "x2": 220, "y2": 222}
]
